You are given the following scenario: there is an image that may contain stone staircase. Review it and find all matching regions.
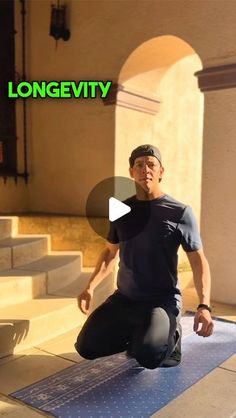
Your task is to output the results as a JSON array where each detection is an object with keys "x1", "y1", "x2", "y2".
[{"x1": 0, "y1": 216, "x2": 114, "y2": 359}]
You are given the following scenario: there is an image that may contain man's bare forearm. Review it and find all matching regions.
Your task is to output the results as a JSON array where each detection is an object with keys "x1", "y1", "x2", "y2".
[
  {"x1": 86, "y1": 248, "x2": 118, "y2": 292},
  {"x1": 187, "y1": 250, "x2": 211, "y2": 305},
  {"x1": 192, "y1": 257, "x2": 211, "y2": 305}
]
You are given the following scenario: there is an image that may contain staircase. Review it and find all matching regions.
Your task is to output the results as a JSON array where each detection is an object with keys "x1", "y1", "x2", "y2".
[{"x1": 0, "y1": 216, "x2": 114, "y2": 359}]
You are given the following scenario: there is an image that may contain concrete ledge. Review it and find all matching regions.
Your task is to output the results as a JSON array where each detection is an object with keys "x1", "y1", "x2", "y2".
[
  {"x1": 0, "y1": 219, "x2": 14, "y2": 239},
  {"x1": 0, "y1": 247, "x2": 11, "y2": 270},
  {"x1": 0, "y1": 236, "x2": 50, "y2": 269},
  {"x1": 0, "y1": 216, "x2": 18, "y2": 238},
  {"x1": 18, "y1": 215, "x2": 105, "y2": 267},
  {"x1": 0, "y1": 273, "x2": 115, "y2": 358},
  {"x1": 17, "y1": 252, "x2": 83, "y2": 293},
  {"x1": 0, "y1": 270, "x2": 46, "y2": 308}
]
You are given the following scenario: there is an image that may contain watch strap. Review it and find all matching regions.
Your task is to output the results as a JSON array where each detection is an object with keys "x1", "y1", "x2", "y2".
[{"x1": 197, "y1": 303, "x2": 212, "y2": 313}]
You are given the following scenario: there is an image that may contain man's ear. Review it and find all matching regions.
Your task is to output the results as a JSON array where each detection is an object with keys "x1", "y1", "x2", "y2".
[
  {"x1": 158, "y1": 165, "x2": 164, "y2": 182},
  {"x1": 129, "y1": 167, "x2": 134, "y2": 178}
]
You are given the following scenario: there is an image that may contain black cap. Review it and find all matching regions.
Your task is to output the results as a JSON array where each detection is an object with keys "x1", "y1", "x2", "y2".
[{"x1": 129, "y1": 144, "x2": 162, "y2": 167}]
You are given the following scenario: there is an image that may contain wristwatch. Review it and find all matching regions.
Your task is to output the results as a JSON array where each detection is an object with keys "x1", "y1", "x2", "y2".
[{"x1": 197, "y1": 303, "x2": 212, "y2": 313}]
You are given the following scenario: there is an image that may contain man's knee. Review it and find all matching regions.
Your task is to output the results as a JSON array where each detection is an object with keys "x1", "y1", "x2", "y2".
[
  {"x1": 132, "y1": 343, "x2": 168, "y2": 369},
  {"x1": 74, "y1": 339, "x2": 99, "y2": 360},
  {"x1": 74, "y1": 326, "x2": 100, "y2": 360}
]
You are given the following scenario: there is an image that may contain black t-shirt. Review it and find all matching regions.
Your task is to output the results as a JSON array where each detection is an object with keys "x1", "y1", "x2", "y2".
[{"x1": 107, "y1": 194, "x2": 202, "y2": 302}]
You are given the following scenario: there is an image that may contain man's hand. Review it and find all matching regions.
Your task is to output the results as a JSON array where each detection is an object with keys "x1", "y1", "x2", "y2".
[
  {"x1": 193, "y1": 309, "x2": 214, "y2": 337},
  {"x1": 77, "y1": 288, "x2": 94, "y2": 314}
]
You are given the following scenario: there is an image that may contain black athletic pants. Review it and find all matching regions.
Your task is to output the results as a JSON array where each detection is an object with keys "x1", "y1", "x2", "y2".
[{"x1": 75, "y1": 291, "x2": 181, "y2": 369}]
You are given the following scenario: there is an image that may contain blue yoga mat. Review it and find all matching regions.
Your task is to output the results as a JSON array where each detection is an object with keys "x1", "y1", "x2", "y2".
[{"x1": 11, "y1": 314, "x2": 236, "y2": 418}]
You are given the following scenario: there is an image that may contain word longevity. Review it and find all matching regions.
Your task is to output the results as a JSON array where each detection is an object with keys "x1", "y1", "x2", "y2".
[{"x1": 8, "y1": 80, "x2": 112, "y2": 99}]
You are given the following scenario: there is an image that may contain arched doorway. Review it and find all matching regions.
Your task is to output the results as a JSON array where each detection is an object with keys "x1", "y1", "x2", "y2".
[{"x1": 115, "y1": 35, "x2": 203, "y2": 267}]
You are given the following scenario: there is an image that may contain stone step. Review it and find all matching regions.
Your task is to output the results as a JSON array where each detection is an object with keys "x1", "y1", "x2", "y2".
[
  {"x1": 0, "y1": 296, "x2": 80, "y2": 359},
  {"x1": 0, "y1": 269, "x2": 47, "y2": 308},
  {"x1": 17, "y1": 251, "x2": 83, "y2": 293},
  {"x1": 0, "y1": 216, "x2": 18, "y2": 238},
  {"x1": 0, "y1": 235, "x2": 50, "y2": 270},
  {"x1": 0, "y1": 251, "x2": 83, "y2": 307},
  {"x1": 51, "y1": 269, "x2": 114, "y2": 316},
  {"x1": 0, "y1": 219, "x2": 14, "y2": 239},
  {"x1": 0, "y1": 272, "x2": 114, "y2": 358}
]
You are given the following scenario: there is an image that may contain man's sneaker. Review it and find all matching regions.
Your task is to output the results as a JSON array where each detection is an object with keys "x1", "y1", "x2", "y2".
[{"x1": 160, "y1": 324, "x2": 182, "y2": 368}]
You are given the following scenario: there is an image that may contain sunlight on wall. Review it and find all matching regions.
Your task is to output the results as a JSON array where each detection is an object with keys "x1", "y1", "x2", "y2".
[{"x1": 116, "y1": 35, "x2": 203, "y2": 222}]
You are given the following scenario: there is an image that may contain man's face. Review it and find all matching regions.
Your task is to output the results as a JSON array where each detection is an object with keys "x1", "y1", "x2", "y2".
[{"x1": 129, "y1": 155, "x2": 164, "y2": 190}]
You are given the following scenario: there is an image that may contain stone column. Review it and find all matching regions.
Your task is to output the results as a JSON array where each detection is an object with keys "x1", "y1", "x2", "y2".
[{"x1": 196, "y1": 64, "x2": 236, "y2": 304}]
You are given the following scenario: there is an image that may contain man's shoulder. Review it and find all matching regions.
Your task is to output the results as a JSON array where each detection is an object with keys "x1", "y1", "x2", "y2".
[
  {"x1": 122, "y1": 194, "x2": 190, "y2": 213},
  {"x1": 159, "y1": 194, "x2": 188, "y2": 213},
  {"x1": 123, "y1": 194, "x2": 189, "y2": 220}
]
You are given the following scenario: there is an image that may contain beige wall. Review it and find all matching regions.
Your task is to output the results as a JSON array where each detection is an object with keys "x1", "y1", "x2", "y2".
[
  {"x1": 116, "y1": 37, "x2": 203, "y2": 265},
  {"x1": 1, "y1": 0, "x2": 235, "y2": 215},
  {"x1": 28, "y1": 100, "x2": 115, "y2": 214},
  {"x1": 201, "y1": 88, "x2": 236, "y2": 304},
  {"x1": 1, "y1": 0, "x2": 236, "y2": 303},
  {"x1": 153, "y1": 55, "x2": 203, "y2": 216},
  {"x1": 116, "y1": 36, "x2": 203, "y2": 221},
  {"x1": 0, "y1": 180, "x2": 28, "y2": 213}
]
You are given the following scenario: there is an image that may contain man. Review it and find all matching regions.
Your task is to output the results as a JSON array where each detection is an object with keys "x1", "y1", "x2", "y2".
[{"x1": 75, "y1": 144, "x2": 214, "y2": 369}]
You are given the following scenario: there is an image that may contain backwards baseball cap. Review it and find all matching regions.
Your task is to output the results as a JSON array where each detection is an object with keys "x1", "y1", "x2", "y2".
[{"x1": 129, "y1": 144, "x2": 162, "y2": 167}]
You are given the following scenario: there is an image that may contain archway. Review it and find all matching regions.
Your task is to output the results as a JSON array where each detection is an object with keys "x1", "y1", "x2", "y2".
[{"x1": 115, "y1": 35, "x2": 203, "y2": 266}]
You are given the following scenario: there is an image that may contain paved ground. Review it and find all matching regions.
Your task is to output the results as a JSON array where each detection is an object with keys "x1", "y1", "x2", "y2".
[{"x1": 0, "y1": 287, "x2": 235, "y2": 418}]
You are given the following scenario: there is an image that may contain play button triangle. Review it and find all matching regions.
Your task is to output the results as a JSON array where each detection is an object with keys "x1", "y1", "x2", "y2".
[{"x1": 109, "y1": 197, "x2": 131, "y2": 222}]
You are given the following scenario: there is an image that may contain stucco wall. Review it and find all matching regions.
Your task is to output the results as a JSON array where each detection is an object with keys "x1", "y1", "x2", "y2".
[
  {"x1": 0, "y1": 180, "x2": 28, "y2": 213},
  {"x1": 1, "y1": 0, "x2": 235, "y2": 215},
  {"x1": 116, "y1": 37, "x2": 203, "y2": 221},
  {"x1": 1, "y1": 0, "x2": 236, "y2": 303},
  {"x1": 201, "y1": 88, "x2": 236, "y2": 304}
]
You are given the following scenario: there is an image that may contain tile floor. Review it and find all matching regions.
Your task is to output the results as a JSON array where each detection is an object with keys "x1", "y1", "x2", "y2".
[{"x1": 0, "y1": 287, "x2": 235, "y2": 418}]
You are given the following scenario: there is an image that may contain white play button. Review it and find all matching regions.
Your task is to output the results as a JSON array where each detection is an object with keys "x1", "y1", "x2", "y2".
[
  {"x1": 86, "y1": 176, "x2": 150, "y2": 239},
  {"x1": 109, "y1": 197, "x2": 131, "y2": 222}
]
